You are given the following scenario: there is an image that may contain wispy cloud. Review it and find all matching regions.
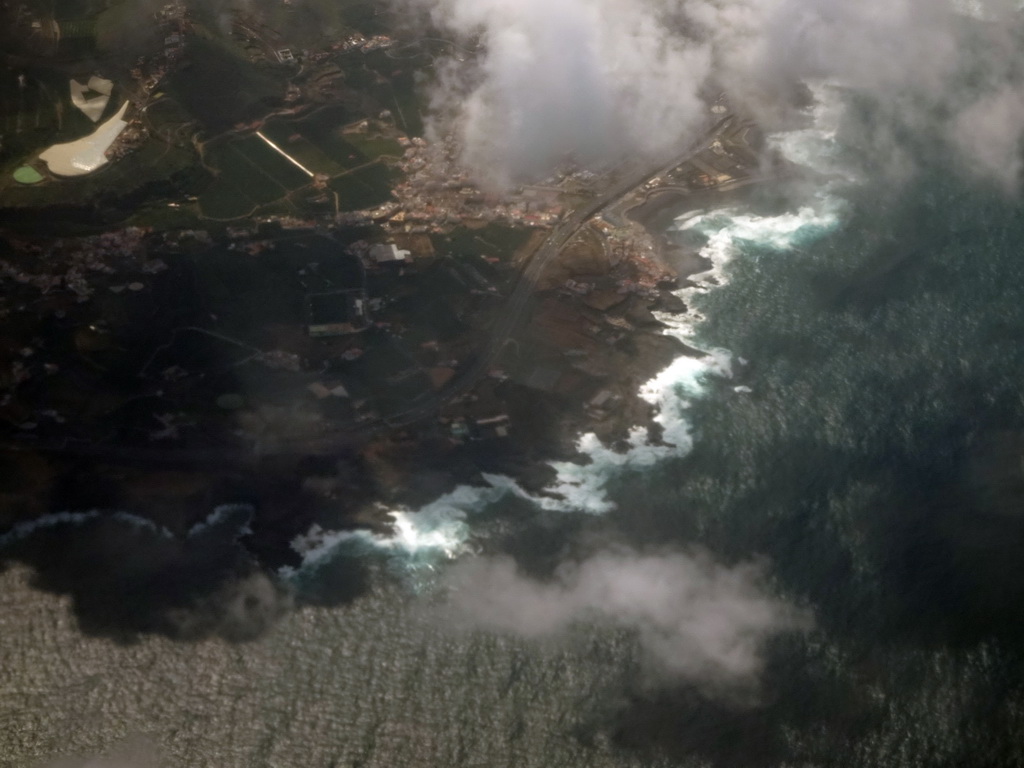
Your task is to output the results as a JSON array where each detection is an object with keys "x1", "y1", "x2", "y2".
[
  {"x1": 441, "y1": 547, "x2": 811, "y2": 695},
  {"x1": 400, "y1": 0, "x2": 1024, "y2": 189}
]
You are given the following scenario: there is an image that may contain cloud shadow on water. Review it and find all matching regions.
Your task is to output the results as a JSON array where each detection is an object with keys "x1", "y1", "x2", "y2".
[{"x1": 0, "y1": 506, "x2": 295, "y2": 644}]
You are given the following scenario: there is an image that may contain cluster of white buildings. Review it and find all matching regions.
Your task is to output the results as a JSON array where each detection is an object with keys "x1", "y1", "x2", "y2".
[
  {"x1": 331, "y1": 33, "x2": 395, "y2": 53},
  {"x1": 373, "y1": 137, "x2": 566, "y2": 234}
]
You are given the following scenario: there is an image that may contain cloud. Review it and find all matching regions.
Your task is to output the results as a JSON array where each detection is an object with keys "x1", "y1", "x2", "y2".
[
  {"x1": 402, "y1": 0, "x2": 713, "y2": 188},
  {"x1": 950, "y1": 86, "x2": 1024, "y2": 190},
  {"x1": 441, "y1": 547, "x2": 811, "y2": 694},
  {"x1": 400, "y1": 0, "x2": 1024, "y2": 189}
]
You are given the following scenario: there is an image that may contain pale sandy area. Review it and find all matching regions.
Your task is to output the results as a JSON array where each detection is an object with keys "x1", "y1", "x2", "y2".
[
  {"x1": 70, "y1": 76, "x2": 113, "y2": 122},
  {"x1": 40, "y1": 101, "x2": 129, "y2": 177}
]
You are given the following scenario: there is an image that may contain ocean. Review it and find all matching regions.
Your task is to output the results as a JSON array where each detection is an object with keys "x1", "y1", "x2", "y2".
[{"x1": 6, "y1": 86, "x2": 1024, "y2": 767}]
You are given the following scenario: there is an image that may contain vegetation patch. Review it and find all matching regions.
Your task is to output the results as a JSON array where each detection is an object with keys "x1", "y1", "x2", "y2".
[
  {"x1": 165, "y1": 36, "x2": 285, "y2": 131},
  {"x1": 329, "y1": 164, "x2": 396, "y2": 211}
]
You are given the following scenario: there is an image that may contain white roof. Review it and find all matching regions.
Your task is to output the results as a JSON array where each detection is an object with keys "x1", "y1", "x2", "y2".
[{"x1": 369, "y1": 243, "x2": 410, "y2": 262}]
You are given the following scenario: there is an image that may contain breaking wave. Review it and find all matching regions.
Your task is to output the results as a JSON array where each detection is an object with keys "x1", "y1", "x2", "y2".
[
  {"x1": 0, "y1": 504, "x2": 254, "y2": 550},
  {"x1": 282, "y1": 476, "x2": 524, "y2": 580}
]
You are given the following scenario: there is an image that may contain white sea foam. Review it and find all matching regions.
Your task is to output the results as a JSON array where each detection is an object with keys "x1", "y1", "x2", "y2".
[
  {"x1": 187, "y1": 504, "x2": 254, "y2": 539},
  {"x1": 524, "y1": 89, "x2": 850, "y2": 515},
  {"x1": 0, "y1": 511, "x2": 104, "y2": 548},
  {"x1": 0, "y1": 505, "x2": 254, "y2": 551},
  {"x1": 673, "y1": 200, "x2": 842, "y2": 288},
  {"x1": 530, "y1": 351, "x2": 722, "y2": 514},
  {"x1": 528, "y1": 198, "x2": 842, "y2": 515},
  {"x1": 284, "y1": 476, "x2": 522, "y2": 578}
]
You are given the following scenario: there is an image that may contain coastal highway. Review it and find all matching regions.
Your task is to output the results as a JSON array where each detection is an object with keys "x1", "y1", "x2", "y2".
[
  {"x1": 352, "y1": 115, "x2": 735, "y2": 435},
  {"x1": 0, "y1": 118, "x2": 734, "y2": 464}
]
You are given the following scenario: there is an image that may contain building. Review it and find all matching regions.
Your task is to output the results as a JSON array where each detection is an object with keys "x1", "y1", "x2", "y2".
[
  {"x1": 369, "y1": 243, "x2": 410, "y2": 264},
  {"x1": 306, "y1": 290, "x2": 369, "y2": 337}
]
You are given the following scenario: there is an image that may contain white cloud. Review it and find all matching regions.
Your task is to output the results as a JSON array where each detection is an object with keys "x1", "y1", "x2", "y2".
[
  {"x1": 400, "y1": 0, "x2": 1024, "y2": 190},
  {"x1": 441, "y1": 548, "x2": 811, "y2": 694}
]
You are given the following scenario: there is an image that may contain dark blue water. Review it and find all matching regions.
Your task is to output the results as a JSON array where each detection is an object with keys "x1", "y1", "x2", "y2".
[{"x1": 595, "y1": 105, "x2": 1024, "y2": 764}]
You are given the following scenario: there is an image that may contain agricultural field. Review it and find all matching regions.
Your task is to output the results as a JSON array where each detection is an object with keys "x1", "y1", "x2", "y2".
[
  {"x1": 143, "y1": 98, "x2": 196, "y2": 146},
  {"x1": 258, "y1": 122, "x2": 348, "y2": 177},
  {"x1": 57, "y1": 18, "x2": 95, "y2": 38},
  {"x1": 344, "y1": 51, "x2": 427, "y2": 137},
  {"x1": 55, "y1": 19, "x2": 97, "y2": 57},
  {"x1": 198, "y1": 104, "x2": 403, "y2": 218},
  {"x1": 264, "y1": 106, "x2": 400, "y2": 167},
  {"x1": 198, "y1": 135, "x2": 311, "y2": 219},
  {"x1": 345, "y1": 132, "x2": 404, "y2": 162},
  {"x1": 284, "y1": 107, "x2": 361, "y2": 160},
  {"x1": 94, "y1": 0, "x2": 164, "y2": 59},
  {"x1": 433, "y1": 225, "x2": 535, "y2": 263},
  {"x1": 328, "y1": 164, "x2": 397, "y2": 211}
]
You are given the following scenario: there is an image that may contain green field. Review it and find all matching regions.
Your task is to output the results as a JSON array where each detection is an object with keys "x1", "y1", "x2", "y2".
[
  {"x1": 262, "y1": 106, "x2": 400, "y2": 171},
  {"x1": 198, "y1": 179, "x2": 259, "y2": 220},
  {"x1": 144, "y1": 98, "x2": 195, "y2": 146},
  {"x1": 198, "y1": 134, "x2": 312, "y2": 219},
  {"x1": 328, "y1": 164, "x2": 396, "y2": 211},
  {"x1": 197, "y1": 101, "x2": 405, "y2": 218},
  {"x1": 58, "y1": 18, "x2": 96, "y2": 37},
  {"x1": 345, "y1": 132, "x2": 404, "y2": 161},
  {"x1": 433, "y1": 225, "x2": 534, "y2": 262},
  {"x1": 278, "y1": 107, "x2": 366, "y2": 165},
  {"x1": 259, "y1": 122, "x2": 347, "y2": 176},
  {"x1": 220, "y1": 137, "x2": 310, "y2": 196},
  {"x1": 345, "y1": 51, "x2": 427, "y2": 137}
]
